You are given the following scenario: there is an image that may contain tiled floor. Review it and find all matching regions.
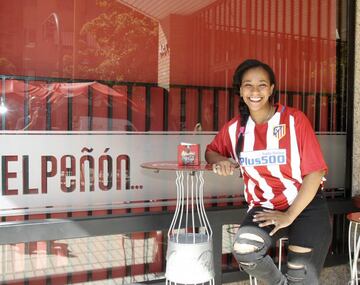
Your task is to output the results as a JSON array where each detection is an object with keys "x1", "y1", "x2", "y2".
[{"x1": 0, "y1": 232, "x2": 165, "y2": 284}]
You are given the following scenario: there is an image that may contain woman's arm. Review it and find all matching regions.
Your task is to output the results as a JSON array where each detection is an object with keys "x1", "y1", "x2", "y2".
[
  {"x1": 205, "y1": 150, "x2": 238, "y2": 176},
  {"x1": 286, "y1": 170, "x2": 325, "y2": 221},
  {"x1": 254, "y1": 169, "x2": 325, "y2": 236}
]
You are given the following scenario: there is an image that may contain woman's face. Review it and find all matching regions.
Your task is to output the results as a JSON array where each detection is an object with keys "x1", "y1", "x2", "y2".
[{"x1": 240, "y1": 67, "x2": 274, "y2": 113}]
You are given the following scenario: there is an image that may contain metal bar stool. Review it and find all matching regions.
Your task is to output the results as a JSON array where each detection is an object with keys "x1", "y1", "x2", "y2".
[
  {"x1": 249, "y1": 274, "x2": 258, "y2": 285},
  {"x1": 347, "y1": 212, "x2": 360, "y2": 285}
]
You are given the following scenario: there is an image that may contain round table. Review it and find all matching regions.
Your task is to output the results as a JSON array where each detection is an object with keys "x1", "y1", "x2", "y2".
[
  {"x1": 347, "y1": 212, "x2": 360, "y2": 284},
  {"x1": 141, "y1": 161, "x2": 215, "y2": 285}
]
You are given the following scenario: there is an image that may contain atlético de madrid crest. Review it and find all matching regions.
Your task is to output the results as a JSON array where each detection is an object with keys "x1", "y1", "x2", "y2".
[{"x1": 273, "y1": 124, "x2": 286, "y2": 140}]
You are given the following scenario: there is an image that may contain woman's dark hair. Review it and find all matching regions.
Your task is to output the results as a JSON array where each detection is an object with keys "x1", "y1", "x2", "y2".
[{"x1": 233, "y1": 59, "x2": 276, "y2": 159}]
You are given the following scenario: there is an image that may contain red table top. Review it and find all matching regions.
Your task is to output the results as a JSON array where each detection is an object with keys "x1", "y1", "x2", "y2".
[
  {"x1": 141, "y1": 161, "x2": 213, "y2": 172},
  {"x1": 347, "y1": 212, "x2": 360, "y2": 223}
]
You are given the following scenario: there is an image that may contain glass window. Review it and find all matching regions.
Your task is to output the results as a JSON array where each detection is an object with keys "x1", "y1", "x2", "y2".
[{"x1": 0, "y1": 0, "x2": 340, "y2": 132}]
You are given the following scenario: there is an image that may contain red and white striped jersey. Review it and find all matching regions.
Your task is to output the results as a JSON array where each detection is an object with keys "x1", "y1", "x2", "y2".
[{"x1": 206, "y1": 103, "x2": 327, "y2": 210}]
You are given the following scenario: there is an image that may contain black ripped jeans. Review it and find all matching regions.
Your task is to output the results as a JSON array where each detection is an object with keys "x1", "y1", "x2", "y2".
[{"x1": 232, "y1": 193, "x2": 332, "y2": 285}]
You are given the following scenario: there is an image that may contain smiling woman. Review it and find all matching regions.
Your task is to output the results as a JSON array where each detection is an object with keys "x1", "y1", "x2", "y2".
[
  {"x1": 239, "y1": 67, "x2": 275, "y2": 124},
  {"x1": 235, "y1": 60, "x2": 277, "y2": 127},
  {"x1": 205, "y1": 59, "x2": 331, "y2": 285}
]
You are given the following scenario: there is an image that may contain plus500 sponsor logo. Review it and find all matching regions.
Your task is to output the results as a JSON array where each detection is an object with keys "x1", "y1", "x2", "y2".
[{"x1": 239, "y1": 153, "x2": 286, "y2": 166}]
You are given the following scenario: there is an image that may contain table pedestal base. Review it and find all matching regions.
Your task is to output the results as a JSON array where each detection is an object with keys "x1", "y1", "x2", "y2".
[{"x1": 166, "y1": 233, "x2": 214, "y2": 284}]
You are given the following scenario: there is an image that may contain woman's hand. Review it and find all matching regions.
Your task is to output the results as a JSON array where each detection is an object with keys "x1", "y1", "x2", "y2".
[
  {"x1": 212, "y1": 161, "x2": 238, "y2": 176},
  {"x1": 253, "y1": 209, "x2": 295, "y2": 236}
]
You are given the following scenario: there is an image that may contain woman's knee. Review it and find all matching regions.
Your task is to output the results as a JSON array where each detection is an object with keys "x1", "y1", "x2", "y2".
[{"x1": 232, "y1": 226, "x2": 272, "y2": 265}]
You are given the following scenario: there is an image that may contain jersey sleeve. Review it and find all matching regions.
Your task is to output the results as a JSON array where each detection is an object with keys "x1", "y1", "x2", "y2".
[
  {"x1": 206, "y1": 122, "x2": 233, "y2": 158},
  {"x1": 295, "y1": 112, "x2": 328, "y2": 176}
]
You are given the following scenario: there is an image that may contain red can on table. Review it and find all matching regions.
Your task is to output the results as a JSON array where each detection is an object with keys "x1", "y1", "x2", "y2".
[{"x1": 177, "y1": 143, "x2": 200, "y2": 166}]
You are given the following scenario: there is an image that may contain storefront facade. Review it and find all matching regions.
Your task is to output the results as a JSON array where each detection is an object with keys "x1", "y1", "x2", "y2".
[{"x1": 0, "y1": 0, "x2": 356, "y2": 284}]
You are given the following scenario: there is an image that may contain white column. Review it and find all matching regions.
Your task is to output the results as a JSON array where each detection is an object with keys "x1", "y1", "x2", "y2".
[{"x1": 353, "y1": 0, "x2": 360, "y2": 196}]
